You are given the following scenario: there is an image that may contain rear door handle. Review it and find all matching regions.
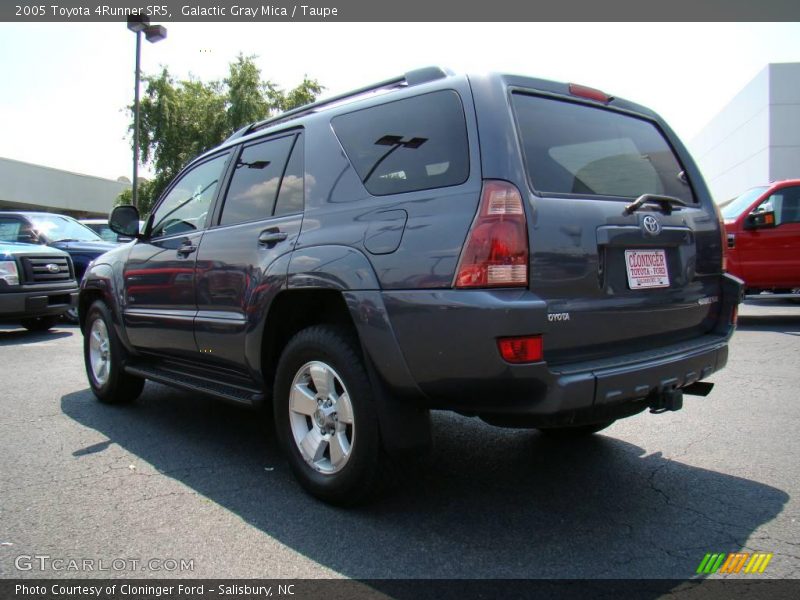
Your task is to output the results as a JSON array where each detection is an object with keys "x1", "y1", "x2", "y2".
[{"x1": 258, "y1": 229, "x2": 288, "y2": 246}]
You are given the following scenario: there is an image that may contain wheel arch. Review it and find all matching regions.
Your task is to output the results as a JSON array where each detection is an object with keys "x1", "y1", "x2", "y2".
[
  {"x1": 258, "y1": 245, "x2": 431, "y2": 456},
  {"x1": 78, "y1": 263, "x2": 135, "y2": 354},
  {"x1": 79, "y1": 264, "x2": 115, "y2": 331},
  {"x1": 259, "y1": 288, "x2": 357, "y2": 396}
]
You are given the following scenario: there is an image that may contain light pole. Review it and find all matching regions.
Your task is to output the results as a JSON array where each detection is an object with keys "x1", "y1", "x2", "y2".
[{"x1": 127, "y1": 15, "x2": 166, "y2": 209}]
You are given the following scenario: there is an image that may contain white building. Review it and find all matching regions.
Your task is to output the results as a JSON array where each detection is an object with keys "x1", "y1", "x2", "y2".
[
  {"x1": 690, "y1": 62, "x2": 800, "y2": 203},
  {"x1": 0, "y1": 157, "x2": 128, "y2": 218}
]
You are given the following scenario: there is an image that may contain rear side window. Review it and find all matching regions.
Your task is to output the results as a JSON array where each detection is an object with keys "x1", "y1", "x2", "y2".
[
  {"x1": 332, "y1": 90, "x2": 469, "y2": 196},
  {"x1": 512, "y1": 93, "x2": 694, "y2": 203},
  {"x1": 220, "y1": 134, "x2": 296, "y2": 226},
  {"x1": 274, "y1": 133, "x2": 304, "y2": 217}
]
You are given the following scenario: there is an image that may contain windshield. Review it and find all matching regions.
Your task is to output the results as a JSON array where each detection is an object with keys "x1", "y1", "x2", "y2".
[
  {"x1": 31, "y1": 215, "x2": 104, "y2": 243},
  {"x1": 721, "y1": 186, "x2": 769, "y2": 220}
]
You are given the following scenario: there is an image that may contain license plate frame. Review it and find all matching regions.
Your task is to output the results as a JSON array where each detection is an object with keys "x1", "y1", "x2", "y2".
[{"x1": 624, "y1": 249, "x2": 670, "y2": 290}]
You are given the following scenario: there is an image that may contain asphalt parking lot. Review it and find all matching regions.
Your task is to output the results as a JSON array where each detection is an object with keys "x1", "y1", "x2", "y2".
[{"x1": 1, "y1": 299, "x2": 798, "y2": 580}]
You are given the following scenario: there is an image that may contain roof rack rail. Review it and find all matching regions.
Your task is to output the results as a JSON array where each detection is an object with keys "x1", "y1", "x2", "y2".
[{"x1": 224, "y1": 66, "x2": 450, "y2": 143}]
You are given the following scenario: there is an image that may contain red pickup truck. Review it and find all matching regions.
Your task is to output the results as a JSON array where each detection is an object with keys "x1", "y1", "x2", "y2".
[{"x1": 721, "y1": 179, "x2": 800, "y2": 297}]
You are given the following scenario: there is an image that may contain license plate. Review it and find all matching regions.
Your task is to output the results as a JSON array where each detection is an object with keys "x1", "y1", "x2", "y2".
[{"x1": 624, "y1": 249, "x2": 669, "y2": 289}]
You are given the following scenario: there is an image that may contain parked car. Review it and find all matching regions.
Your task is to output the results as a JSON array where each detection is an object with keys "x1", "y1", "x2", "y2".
[
  {"x1": 79, "y1": 68, "x2": 741, "y2": 504},
  {"x1": 0, "y1": 241, "x2": 78, "y2": 331},
  {"x1": 721, "y1": 180, "x2": 800, "y2": 297},
  {"x1": 0, "y1": 212, "x2": 118, "y2": 320},
  {"x1": 80, "y1": 218, "x2": 144, "y2": 243}
]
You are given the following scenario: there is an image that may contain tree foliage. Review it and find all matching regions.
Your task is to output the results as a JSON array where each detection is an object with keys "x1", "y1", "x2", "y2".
[{"x1": 120, "y1": 55, "x2": 323, "y2": 214}]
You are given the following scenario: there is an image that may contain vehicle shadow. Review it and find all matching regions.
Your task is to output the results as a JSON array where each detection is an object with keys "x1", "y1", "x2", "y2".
[
  {"x1": 0, "y1": 326, "x2": 74, "y2": 345},
  {"x1": 61, "y1": 387, "x2": 788, "y2": 580},
  {"x1": 737, "y1": 314, "x2": 800, "y2": 332}
]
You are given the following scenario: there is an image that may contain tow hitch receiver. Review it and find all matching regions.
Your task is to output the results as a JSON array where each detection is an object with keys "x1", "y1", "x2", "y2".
[
  {"x1": 649, "y1": 387, "x2": 684, "y2": 414},
  {"x1": 683, "y1": 381, "x2": 714, "y2": 397}
]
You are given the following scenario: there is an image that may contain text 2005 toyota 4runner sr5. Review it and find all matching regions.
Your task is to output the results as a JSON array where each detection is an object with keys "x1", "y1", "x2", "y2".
[{"x1": 79, "y1": 68, "x2": 742, "y2": 504}]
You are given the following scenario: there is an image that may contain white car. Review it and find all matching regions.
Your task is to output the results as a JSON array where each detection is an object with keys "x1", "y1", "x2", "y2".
[{"x1": 80, "y1": 218, "x2": 143, "y2": 243}]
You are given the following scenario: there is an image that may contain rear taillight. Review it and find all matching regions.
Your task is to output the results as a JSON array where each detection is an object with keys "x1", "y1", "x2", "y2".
[
  {"x1": 454, "y1": 180, "x2": 529, "y2": 288},
  {"x1": 498, "y1": 335, "x2": 543, "y2": 364},
  {"x1": 731, "y1": 304, "x2": 738, "y2": 327},
  {"x1": 711, "y1": 201, "x2": 728, "y2": 272}
]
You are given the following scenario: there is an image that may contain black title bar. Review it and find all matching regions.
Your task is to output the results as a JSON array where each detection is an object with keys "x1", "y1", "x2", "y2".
[{"x1": 3, "y1": 0, "x2": 800, "y2": 22}]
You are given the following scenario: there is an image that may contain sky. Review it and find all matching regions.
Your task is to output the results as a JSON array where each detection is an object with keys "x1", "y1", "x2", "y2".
[{"x1": 1, "y1": 22, "x2": 799, "y2": 181}]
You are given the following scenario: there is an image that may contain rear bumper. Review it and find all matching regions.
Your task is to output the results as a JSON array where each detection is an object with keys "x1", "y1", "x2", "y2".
[
  {"x1": 360, "y1": 273, "x2": 742, "y2": 425},
  {"x1": 0, "y1": 285, "x2": 79, "y2": 322},
  {"x1": 523, "y1": 333, "x2": 729, "y2": 426}
]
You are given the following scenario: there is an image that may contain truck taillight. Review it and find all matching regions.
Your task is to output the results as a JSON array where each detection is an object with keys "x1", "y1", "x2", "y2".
[{"x1": 454, "y1": 180, "x2": 529, "y2": 288}]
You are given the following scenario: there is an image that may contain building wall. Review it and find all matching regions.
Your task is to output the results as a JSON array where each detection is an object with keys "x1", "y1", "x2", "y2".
[
  {"x1": 0, "y1": 157, "x2": 128, "y2": 218},
  {"x1": 690, "y1": 63, "x2": 800, "y2": 203},
  {"x1": 769, "y1": 63, "x2": 800, "y2": 183}
]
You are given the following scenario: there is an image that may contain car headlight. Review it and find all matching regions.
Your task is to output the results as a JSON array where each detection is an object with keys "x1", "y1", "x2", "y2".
[{"x1": 0, "y1": 260, "x2": 20, "y2": 286}]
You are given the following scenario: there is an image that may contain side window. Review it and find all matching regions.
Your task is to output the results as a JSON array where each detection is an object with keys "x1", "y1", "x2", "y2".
[
  {"x1": 220, "y1": 135, "x2": 296, "y2": 226},
  {"x1": 274, "y1": 133, "x2": 304, "y2": 217},
  {"x1": 331, "y1": 90, "x2": 469, "y2": 196},
  {"x1": 757, "y1": 187, "x2": 800, "y2": 226},
  {"x1": 97, "y1": 227, "x2": 119, "y2": 243},
  {"x1": 0, "y1": 217, "x2": 31, "y2": 243},
  {"x1": 151, "y1": 153, "x2": 229, "y2": 238}
]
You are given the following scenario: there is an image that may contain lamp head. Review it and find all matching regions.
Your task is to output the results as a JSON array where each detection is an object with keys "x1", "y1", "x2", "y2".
[
  {"x1": 144, "y1": 25, "x2": 167, "y2": 43},
  {"x1": 126, "y1": 15, "x2": 150, "y2": 33}
]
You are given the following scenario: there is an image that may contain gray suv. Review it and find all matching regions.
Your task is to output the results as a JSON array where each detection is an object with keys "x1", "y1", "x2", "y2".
[{"x1": 80, "y1": 68, "x2": 742, "y2": 504}]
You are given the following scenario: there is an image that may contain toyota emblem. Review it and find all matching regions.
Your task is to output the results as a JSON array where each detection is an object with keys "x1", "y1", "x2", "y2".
[
  {"x1": 45, "y1": 263, "x2": 61, "y2": 273},
  {"x1": 642, "y1": 215, "x2": 661, "y2": 235}
]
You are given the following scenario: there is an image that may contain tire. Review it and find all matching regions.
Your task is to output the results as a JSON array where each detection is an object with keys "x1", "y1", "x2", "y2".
[
  {"x1": 83, "y1": 300, "x2": 144, "y2": 404},
  {"x1": 21, "y1": 316, "x2": 58, "y2": 332},
  {"x1": 63, "y1": 306, "x2": 79, "y2": 324},
  {"x1": 274, "y1": 325, "x2": 384, "y2": 506},
  {"x1": 537, "y1": 420, "x2": 615, "y2": 438}
]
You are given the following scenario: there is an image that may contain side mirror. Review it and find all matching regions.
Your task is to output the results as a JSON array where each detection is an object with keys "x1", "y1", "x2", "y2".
[
  {"x1": 109, "y1": 205, "x2": 141, "y2": 238},
  {"x1": 744, "y1": 210, "x2": 776, "y2": 230}
]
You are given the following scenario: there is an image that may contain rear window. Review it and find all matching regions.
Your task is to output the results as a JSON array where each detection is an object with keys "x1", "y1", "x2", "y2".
[
  {"x1": 332, "y1": 90, "x2": 469, "y2": 196},
  {"x1": 512, "y1": 93, "x2": 694, "y2": 203}
]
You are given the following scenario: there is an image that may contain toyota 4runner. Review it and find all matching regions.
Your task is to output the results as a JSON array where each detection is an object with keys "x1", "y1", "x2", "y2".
[{"x1": 79, "y1": 68, "x2": 742, "y2": 504}]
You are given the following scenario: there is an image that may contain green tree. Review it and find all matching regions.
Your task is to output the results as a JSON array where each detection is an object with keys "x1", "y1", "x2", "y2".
[
  {"x1": 279, "y1": 76, "x2": 325, "y2": 111},
  {"x1": 225, "y1": 54, "x2": 271, "y2": 131},
  {"x1": 119, "y1": 55, "x2": 323, "y2": 215}
]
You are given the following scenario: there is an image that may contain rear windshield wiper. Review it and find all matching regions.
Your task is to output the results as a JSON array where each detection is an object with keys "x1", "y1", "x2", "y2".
[{"x1": 624, "y1": 194, "x2": 687, "y2": 215}]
